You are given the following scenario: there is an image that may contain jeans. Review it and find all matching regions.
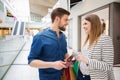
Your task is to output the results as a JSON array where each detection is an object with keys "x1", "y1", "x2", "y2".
[{"x1": 77, "y1": 69, "x2": 91, "y2": 80}]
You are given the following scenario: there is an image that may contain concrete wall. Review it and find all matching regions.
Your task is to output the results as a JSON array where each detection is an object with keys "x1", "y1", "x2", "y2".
[{"x1": 69, "y1": 0, "x2": 120, "y2": 51}]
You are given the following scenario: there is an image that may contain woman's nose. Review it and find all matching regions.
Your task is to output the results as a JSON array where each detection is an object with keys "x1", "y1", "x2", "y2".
[{"x1": 83, "y1": 26, "x2": 86, "y2": 29}]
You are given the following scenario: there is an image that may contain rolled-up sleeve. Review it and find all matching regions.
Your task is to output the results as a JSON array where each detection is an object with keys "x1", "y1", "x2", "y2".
[{"x1": 28, "y1": 35, "x2": 43, "y2": 64}]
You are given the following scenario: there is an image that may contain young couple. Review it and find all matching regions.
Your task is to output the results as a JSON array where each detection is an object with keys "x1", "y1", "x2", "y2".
[{"x1": 28, "y1": 8, "x2": 114, "y2": 80}]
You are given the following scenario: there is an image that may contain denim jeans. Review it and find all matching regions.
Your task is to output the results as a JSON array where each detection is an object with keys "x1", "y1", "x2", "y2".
[{"x1": 77, "y1": 69, "x2": 91, "y2": 80}]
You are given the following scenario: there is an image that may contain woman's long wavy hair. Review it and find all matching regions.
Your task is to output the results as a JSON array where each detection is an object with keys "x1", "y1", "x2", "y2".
[{"x1": 83, "y1": 14, "x2": 102, "y2": 49}]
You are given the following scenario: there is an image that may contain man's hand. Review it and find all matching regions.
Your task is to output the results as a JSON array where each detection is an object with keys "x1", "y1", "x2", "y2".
[{"x1": 52, "y1": 61, "x2": 67, "y2": 70}]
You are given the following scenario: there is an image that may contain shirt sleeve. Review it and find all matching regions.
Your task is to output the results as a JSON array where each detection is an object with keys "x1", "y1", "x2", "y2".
[
  {"x1": 88, "y1": 35, "x2": 114, "y2": 71},
  {"x1": 28, "y1": 35, "x2": 43, "y2": 64}
]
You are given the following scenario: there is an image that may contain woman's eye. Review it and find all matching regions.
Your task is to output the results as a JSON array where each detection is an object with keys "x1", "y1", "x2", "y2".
[{"x1": 83, "y1": 23, "x2": 87, "y2": 25}]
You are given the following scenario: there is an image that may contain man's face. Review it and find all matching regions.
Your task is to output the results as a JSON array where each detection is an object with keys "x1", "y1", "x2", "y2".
[{"x1": 58, "y1": 14, "x2": 69, "y2": 31}]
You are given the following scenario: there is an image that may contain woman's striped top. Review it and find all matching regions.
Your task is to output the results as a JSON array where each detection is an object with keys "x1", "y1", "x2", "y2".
[{"x1": 80, "y1": 34, "x2": 115, "y2": 80}]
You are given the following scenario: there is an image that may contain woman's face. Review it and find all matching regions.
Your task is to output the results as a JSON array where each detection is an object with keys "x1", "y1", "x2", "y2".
[{"x1": 83, "y1": 19, "x2": 91, "y2": 35}]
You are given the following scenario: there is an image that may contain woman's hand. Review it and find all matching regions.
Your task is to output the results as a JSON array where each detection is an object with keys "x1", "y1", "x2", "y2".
[{"x1": 76, "y1": 54, "x2": 88, "y2": 64}]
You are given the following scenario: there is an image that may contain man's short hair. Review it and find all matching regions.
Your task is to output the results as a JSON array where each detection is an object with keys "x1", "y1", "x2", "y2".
[{"x1": 51, "y1": 8, "x2": 70, "y2": 23}]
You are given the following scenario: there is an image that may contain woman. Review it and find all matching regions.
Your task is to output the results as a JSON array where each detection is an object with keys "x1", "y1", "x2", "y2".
[{"x1": 76, "y1": 14, "x2": 115, "y2": 80}]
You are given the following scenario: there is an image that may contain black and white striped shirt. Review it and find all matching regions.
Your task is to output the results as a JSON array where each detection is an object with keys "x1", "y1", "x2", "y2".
[{"x1": 80, "y1": 34, "x2": 115, "y2": 80}]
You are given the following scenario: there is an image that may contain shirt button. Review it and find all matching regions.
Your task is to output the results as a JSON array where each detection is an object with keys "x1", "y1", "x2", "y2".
[{"x1": 83, "y1": 75, "x2": 85, "y2": 77}]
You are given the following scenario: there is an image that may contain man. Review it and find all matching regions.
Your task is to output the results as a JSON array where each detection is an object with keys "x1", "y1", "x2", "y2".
[{"x1": 28, "y1": 8, "x2": 70, "y2": 80}]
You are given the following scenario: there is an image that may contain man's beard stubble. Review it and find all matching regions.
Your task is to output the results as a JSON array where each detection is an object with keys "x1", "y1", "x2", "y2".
[
  {"x1": 58, "y1": 20, "x2": 66, "y2": 31},
  {"x1": 58, "y1": 26, "x2": 66, "y2": 31}
]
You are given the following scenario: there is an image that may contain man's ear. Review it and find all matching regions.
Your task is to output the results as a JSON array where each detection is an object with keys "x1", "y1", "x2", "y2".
[{"x1": 55, "y1": 16, "x2": 60, "y2": 21}]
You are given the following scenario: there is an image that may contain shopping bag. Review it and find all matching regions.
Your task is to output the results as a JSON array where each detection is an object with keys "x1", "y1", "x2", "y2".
[
  {"x1": 61, "y1": 53, "x2": 77, "y2": 80},
  {"x1": 61, "y1": 67, "x2": 76, "y2": 80},
  {"x1": 73, "y1": 61, "x2": 79, "y2": 77}
]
